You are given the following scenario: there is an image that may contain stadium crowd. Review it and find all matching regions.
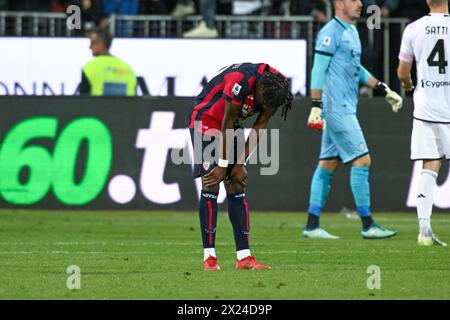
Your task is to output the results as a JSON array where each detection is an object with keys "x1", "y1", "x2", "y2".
[
  {"x1": 0, "y1": 0, "x2": 432, "y2": 90},
  {"x1": 1, "y1": 1, "x2": 429, "y2": 22}
]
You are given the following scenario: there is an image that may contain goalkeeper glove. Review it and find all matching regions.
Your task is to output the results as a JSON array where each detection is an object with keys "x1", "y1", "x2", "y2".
[
  {"x1": 307, "y1": 100, "x2": 324, "y2": 130},
  {"x1": 375, "y1": 81, "x2": 403, "y2": 112}
]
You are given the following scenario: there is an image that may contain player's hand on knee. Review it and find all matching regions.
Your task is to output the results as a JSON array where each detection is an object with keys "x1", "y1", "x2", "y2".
[
  {"x1": 203, "y1": 166, "x2": 227, "y2": 187},
  {"x1": 229, "y1": 164, "x2": 247, "y2": 187},
  {"x1": 376, "y1": 81, "x2": 403, "y2": 112},
  {"x1": 307, "y1": 100, "x2": 324, "y2": 130}
]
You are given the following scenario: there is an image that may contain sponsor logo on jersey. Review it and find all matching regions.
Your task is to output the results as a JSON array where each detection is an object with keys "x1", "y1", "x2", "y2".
[
  {"x1": 421, "y1": 79, "x2": 450, "y2": 88},
  {"x1": 359, "y1": 143, "x2": 366, "y2": 151},
  {"x1": 232, "y1": 83, "x2": 242, "y2": 96},
  {"x1": 322, "y1": 36, "x2": 331, "y2": 47}
]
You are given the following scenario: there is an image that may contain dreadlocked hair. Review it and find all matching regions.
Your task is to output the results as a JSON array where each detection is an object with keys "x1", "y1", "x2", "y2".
[{"x1": 261, "y1": 71, "x2": 293, "y2": 120}]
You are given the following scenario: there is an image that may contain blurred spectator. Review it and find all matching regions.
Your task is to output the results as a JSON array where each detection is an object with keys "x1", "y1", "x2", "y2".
[
  {"x1": 67, "y1": 0, "x2": 106, "y2": 35},
  {"x1": 229, "y1": 1, "x2": 267, "y2": 38},
  {"x1": 51, "y1": 0, "x2": 69, "y2": 12},
  {"x1": 217, "y1": 0, "x2": 232, "y2": 14},
  {"x1": 103, "y1": 0, "x2": 139, "y2": 16},
  {"x1": 290, "y1": 0, "x2": 329, "y2": 22},
  {"x1": 8, "y1": 0, "x2": 51, "y2": 11},
  {"x1": 0, "y1": 0, "x2": 7, "y2": 10},
  {"x1": 102, "y1": 0, "x2": 139, "y2": 36},
  {"x1": 393, "y1": 0, "x2": 428, "y2": 21},
  {"x1": 232, "y1": 0, "x2": 266, "y2": 15},
  {"x1": 171, "y1": 0, "x2": 196, "y2": 18},
  {"x1": 80, "y1": 27, "x2": 137, "y2": 96},
  {"x1": 171, "y1": 0, "x2": 218, "y2": 38},
  {"x1": 269, "y1": 0, "x2": 291, "y2": 15},
  {"x1": 139, "y1": 0, "x2": 173, "y2": 14},
  {"x1": 362, "y1": 0, "x2": 399, "y2": 17}
]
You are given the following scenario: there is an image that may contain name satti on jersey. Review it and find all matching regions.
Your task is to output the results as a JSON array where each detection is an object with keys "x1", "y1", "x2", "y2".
[{"x1": 425, "y1": 25, "x2": 449, "y2": 35}]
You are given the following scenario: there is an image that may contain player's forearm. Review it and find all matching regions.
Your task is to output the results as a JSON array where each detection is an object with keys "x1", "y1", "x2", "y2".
[
  {"x1": 219, "y1": 117, "x2": 235, "y2": 161},
  {"x1": 242, "y1": 124, "x2": 265, "y2": 164},
  {"x1": 238, "y1": 113, "x2": 270, "y2": 164},
  {"x1": 365, "y1": 76, "x2": 379, "y2": 89},
  {"x1": 358, "y1": 64, "x2": 379, "y2": 88},
  {"x1": 311, "y1": 89, "x2": 322, "y2": 101},
  {"x1": 397, "y1": 60, "x2": 414, "y2": 90},
  {"x1": 397, "y1": 69, "x2": 412, "y2": 83},
  {"x1": 310, "y1": 53, "x2": 331, "y2": 94},
  {"x1": 220, "y1": 101, "x2": 241, "y2": 162}
]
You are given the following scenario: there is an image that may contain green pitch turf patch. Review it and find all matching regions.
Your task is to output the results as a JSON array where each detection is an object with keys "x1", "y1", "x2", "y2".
[{"x1": 0, "y1": 210, "x2": 449, "y2": 299}]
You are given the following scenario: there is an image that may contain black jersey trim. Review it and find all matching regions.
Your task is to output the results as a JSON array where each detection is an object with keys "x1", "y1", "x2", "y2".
[
  {"x1": 315, "y1": 50, "x2": 334, "y2": 57},
  {"x1": 333, "y1": 17, "x2": 347, "y2": 29},
  {"x1": 195, "y1": 91, "x2": 224, "y2": 122},
  {"x1": 414, "y1": 117, "x2": 450, "y2": 124},
  {"x1": 343, "y1": 151, "x2": 370, "y2": 165},
  {"x1": 319, "y1": 156, "x2": 342, "y2": 162},
  {"x1": 410, "y1": 157, "x2": 446, "y2": 161}
]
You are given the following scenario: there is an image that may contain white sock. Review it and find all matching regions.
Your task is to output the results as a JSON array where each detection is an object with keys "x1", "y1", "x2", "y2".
[
  {"x1": 417, "y1": 169, "x2": 437, "y2": 236},
  {"x1": 237, "y1": 249, "x2": 251, "y2": 261},
  {"x1": 203, "y1": 248, "x2": 216, "y2": 261}
]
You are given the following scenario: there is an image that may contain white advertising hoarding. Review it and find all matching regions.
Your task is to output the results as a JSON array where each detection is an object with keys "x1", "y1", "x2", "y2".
[{"x1": 0, "y1": 38, "x2": 307, "y2": 96}]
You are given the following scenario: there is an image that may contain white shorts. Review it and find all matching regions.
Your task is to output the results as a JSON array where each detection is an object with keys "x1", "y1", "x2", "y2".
[{"x1": 411, "y1": 119, "x2": 450, "y2": 160}]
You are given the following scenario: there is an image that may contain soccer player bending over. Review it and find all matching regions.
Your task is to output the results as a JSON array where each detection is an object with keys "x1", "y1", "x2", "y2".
[
  {"x1": 188, "y1": 63, "x2": 293, "y2": 270},
  {"x1": 397, "y1": 0, "x2": 449, "y2": 246},
  {"x1": 304, "y1": 0, "x2": 402, "y2": 239}
]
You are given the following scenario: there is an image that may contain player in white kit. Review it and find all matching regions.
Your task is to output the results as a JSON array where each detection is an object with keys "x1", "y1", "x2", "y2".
[{"x1": 397, "y1": 0, "x2": 449, "y2": 246}]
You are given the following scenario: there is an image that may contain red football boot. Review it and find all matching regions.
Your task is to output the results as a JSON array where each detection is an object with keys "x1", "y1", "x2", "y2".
[
  {"x1": 235, "y1": 256, "x2": 271, "y2": 270},
  {"x1": 203, "y1": 255, "x2": 221, "y2": 271}
]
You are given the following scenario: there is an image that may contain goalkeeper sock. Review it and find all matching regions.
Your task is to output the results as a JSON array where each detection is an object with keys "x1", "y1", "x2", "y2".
[
  {"x1": 199, "y1": 190, "x2": 218, "y2": 249},
  {"x1": 227, "y1": 193, "x2": 250, "y2": 251},
  {"x1": 417, "y1": 169, "x2": 437, "y2": 236},
  {"x1": 350, "y1": 166, "x2": 374, "y2": 229},
  {"x1": 306, "y1": 213, "x2": 320, "y2": 229},
  {"x1": 307, "y1": 166, "x2": 334, "y2": 223}
]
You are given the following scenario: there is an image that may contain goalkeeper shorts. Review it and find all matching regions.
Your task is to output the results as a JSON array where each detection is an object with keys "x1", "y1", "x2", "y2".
[{"x1": 319, "y1": 113, "x2": 369, "y2": 164}]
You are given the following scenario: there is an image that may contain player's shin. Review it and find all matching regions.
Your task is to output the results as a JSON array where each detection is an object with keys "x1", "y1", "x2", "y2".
[
  {"x1": 227, "y1": 193, "x2": 251, "y2": 259},
  {"x1": 199, "y1": 190, "x2": 218, "y2": 260},
  {"x1": 307, "y1": 166, "x2": 334, "y2": 229},
  {"x1": 350, "y1": 166, "x2": 374, "y2": 229},
  {"x1": 417, "y1": 169, "x2": 437, "y2": 236}
]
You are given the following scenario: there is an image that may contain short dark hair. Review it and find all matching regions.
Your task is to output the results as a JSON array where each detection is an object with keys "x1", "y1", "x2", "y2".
[
  {"x1": 261, "y1": 69, "x2": 293, "y2": 120},
  {"x1": 91, "y1": 27, "x2": 113, "y2": 50}
]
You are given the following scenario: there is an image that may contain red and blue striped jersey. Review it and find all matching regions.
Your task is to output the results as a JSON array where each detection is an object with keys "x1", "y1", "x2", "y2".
[{"x1": 189, "y1": 63, "x2": 274, "y2": 136}]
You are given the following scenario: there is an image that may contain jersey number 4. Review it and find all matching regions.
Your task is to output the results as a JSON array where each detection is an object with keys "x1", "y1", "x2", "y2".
[{"x1": 427, "y1": 39, "x2": 448, "y2": 74}]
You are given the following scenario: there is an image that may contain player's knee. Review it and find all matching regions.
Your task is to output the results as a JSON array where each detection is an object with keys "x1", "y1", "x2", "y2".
[
  {"x1": 352, "y1": 154, "x2": 371, "y2": 167},
  {"x1": 423, "y1": 159, "x2": 441, "y2": 172},
  {"x1": 201, "y1": 181, "x2": 220, "y2": 194},
  {"x1": 224, "y1": 180, "x2": 245, "y2": 195},
  {"x1": 319, "y1": 159, "x2": 339, "y2": 172}
]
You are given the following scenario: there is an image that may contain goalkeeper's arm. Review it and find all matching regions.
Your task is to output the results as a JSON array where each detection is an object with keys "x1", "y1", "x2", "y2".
[
  {"x1": 307, "y1": 52, "x2": 332, "y2": 130},
  {"x1": 359, "y1": 65, "x2": 403, "y2": 112}
]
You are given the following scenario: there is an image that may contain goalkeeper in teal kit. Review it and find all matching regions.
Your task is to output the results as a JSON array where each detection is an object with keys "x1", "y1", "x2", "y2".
[{"x1": 303, "y1": 0, "x2": 402, "y2": 239}]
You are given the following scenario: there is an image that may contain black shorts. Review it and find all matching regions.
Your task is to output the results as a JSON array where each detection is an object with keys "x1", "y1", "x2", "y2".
[{"x1": 190, "y1": 128, "x2": 243, "y2": 178}]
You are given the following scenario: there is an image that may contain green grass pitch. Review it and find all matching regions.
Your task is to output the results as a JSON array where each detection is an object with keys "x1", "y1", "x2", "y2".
[{"x1": 0, "y1": 210, "x2": 449, "y2": 299}]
